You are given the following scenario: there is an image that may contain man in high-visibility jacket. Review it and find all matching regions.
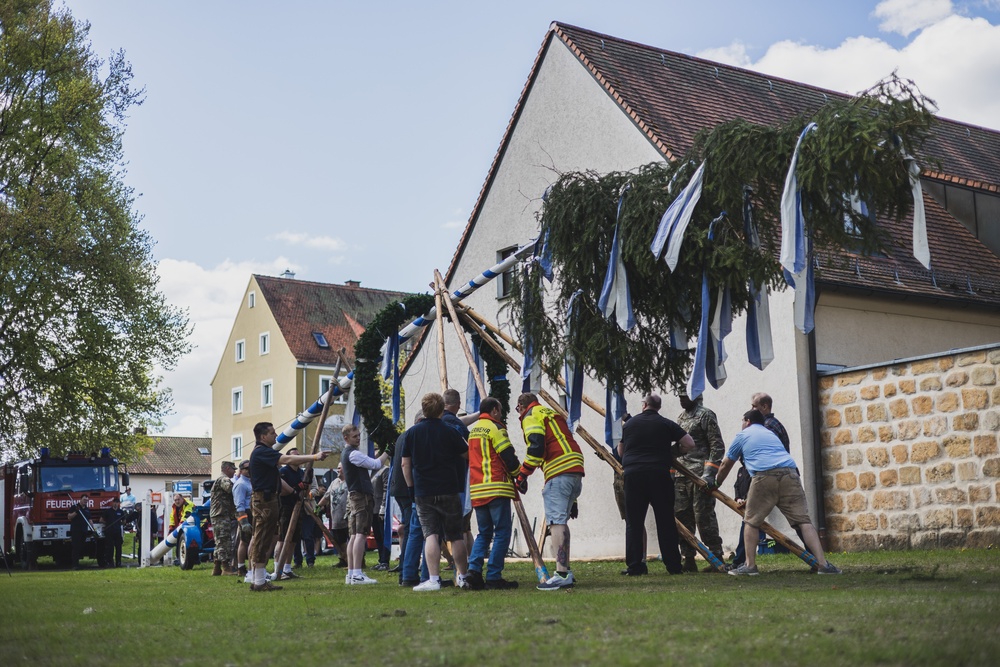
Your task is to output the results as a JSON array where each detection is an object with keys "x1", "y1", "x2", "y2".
[
  {"x1": 466, "y1": 397, "x2": 521, "y2": 590},
  {"x1": 514, "y1": 392, "x2": 585, "y2": 591}
]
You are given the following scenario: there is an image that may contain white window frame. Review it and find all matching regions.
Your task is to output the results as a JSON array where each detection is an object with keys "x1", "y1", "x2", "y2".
[
  {"x1": 248, "y1": 291, "x2": 255, "y2": 308},
  {"x1": 232, "y1": 387, "x2": 243, "y2": 414},
  {"x1": 259, "y1": 332, "x2": 270, "y2": 356},
  {"x1": 320, "y1": 373, "x2": 349, "y2": 405},
  {"x1": 496, "y1": 246, "x2": 518, "y2": 299},
  {"x1": 261, "y1": 379, "x2": 273, "y2": 407},
  {"x1": 231, "y1": 435, "x2": 242, "y2": 461},
  {"x1": 235, "y1": 339, "x2": 246, "y2": 363}
]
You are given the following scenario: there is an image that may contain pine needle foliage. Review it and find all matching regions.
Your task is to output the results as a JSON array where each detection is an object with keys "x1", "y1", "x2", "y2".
[{"x1": 509, "y1": 75, "x2": 937, "y2": 394}]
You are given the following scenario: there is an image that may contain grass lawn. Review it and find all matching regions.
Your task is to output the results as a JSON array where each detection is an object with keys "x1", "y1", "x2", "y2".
[{"x1": 1, "y1": 548, "x2": 998, "y2": 666}]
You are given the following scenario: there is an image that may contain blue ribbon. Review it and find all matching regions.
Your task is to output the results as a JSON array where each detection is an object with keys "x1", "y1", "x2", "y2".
[{"x1": 597, "y1": 185, "x2": 636, "y2": 331}]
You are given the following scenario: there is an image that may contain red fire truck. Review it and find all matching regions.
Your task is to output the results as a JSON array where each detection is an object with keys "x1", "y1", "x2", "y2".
[{"x1": 1, "y1": 447, "x2": 128, "y2": 569}]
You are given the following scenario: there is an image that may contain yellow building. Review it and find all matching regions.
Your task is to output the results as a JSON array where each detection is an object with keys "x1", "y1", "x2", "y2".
[{"x1": 210, "y1": 274, "x2": 410, "y2": 477}]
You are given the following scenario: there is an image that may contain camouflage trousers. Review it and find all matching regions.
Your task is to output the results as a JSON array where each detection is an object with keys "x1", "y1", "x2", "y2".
[
  {"x1": 212, "y1": 515, "x2": 236, "y2": 565},
  {"x1": 674, "y1": 477, "x2": 723, "y2": 559}
]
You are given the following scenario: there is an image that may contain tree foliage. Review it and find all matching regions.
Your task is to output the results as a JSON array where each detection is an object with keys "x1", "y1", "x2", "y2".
[
  {"x1": 0, "y1": 0, "x2": 190, "y2": 462},
  {"x1": 507, "y1": 75, "x2": 936, "y2": 395}
]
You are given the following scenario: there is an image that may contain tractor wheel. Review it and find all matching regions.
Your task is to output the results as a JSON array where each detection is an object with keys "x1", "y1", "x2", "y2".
[{"x1": 179, "y1": 539, "x2": 199, "y2": 570}]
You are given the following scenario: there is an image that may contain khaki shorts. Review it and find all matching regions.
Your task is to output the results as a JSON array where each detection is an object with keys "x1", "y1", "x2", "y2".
[
  {"x1": 347, "y1": 492, "x2": 374, "y2": 536},
  {"x1": 415, "y1": 495, "x2": 465, "y2": 542},
  {"x1": 744, "y1": 467, "x2": 811, "y2": 528}
]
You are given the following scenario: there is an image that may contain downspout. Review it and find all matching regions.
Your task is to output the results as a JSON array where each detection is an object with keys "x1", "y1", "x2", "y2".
[{"x1": 807, "y1": 325, "x2": 827, "y2": 546}]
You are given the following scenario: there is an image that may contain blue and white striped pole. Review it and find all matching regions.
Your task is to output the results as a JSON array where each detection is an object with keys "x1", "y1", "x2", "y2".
[{"x1": 275, "y1": 241, "x2": 536, "y2": 445}]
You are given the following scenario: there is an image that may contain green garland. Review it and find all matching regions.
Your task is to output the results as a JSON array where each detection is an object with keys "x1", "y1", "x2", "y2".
[
  {"x1": 508, "y1": 75, "x2": 936, "y2": 394},
  {"x1": 354, "y1": 294, "x2": 510, "y2": 454}
]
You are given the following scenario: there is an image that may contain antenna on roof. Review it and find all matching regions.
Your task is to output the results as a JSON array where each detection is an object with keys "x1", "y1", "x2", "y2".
[
  {"x1": 893, "y1": 268, "x2": 902, "y2": 285},
  {"x1": 600, "y1": 39, "x2": 605, "y2": 50},
  {"x1": 930, "y1": 268, "x2": 938, "y2": 289},
  {"x1": 854, "y1": 259, "x2": 861, "y2": 277},
  {"x1": 966, "y1": 276, "x2": 975, "y2": 294},
  {"x1": 661, "y1": 54, "x2": 666, "y2": 65},
  {"x1": 713, "y1": 66, "x2": 719, "y2": 79},
  {"x1": 766, "y1": 80, "x2": 773, "y2": 92},
  {"x1": 822, "y1": 92, "x2": 828, "y2": 102}
]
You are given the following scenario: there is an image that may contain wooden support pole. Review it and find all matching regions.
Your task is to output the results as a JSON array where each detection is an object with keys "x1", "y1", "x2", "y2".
[
  {"x1": 433, "y1": 274, "x2": 449, "y2": 392},
  {"x1": 435, "y1": 270, "x2": 487, "y2": 396}
]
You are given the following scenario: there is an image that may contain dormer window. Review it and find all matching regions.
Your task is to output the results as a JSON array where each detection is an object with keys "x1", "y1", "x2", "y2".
[{"x1": 312, "y1": 332, "x2": 330, "y2": 348}]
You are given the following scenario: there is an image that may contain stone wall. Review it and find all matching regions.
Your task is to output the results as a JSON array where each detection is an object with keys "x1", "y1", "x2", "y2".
[{"x1": 818, "y1": 345, "x2": 1000, "y2": 551}]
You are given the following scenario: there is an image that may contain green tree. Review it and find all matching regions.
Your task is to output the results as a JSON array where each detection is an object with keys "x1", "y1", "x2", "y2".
[{"x1": 0, "y1": 0, "x2": 190, "y2": 462}]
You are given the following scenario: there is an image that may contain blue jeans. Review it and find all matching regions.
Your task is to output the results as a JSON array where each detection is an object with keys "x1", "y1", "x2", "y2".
[
  {"x1": 469, "y1": 497, "x2": 512, "y2": 581},
  {"x1": 401, "y1": 500, "x2": 429, "y2": 582}
]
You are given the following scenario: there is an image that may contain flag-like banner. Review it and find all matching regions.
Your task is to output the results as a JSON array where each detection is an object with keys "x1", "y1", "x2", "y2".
[
  {"x1": 465, "y1": 339, "x2": 484, "y2": 414},
  {"x1": 743, "y1": 188, "x2": 774, "y2": 370},
  {"x1": 604, "y1": 384, "x2": 627, "y2": 457},
  {"x1": 686, "y1": 213, "x2": 727, "y2": 400},
  {"x1": 780, "y1": 123, "x2": 818, "y2": 334},
  {"x1": 598, "y1": 185, "x2": 636, "y2": 331},
  {"x1": 563, "y1": 289, "x2": 585, "y2": 432},
  {"x1": 905, "y1": 155, "x2": 930, "y2": 269},
  {"x1": 651, "y1": 161, "x2": 706, "y2": 272}
]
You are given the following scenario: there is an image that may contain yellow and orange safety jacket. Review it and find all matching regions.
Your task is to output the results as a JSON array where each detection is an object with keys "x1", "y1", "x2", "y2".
[
  {"x1": 468, "y1": 413, "x2": 520, "y2": 506},
  {"x1": 518, "y1": 402, "x2": 585, "y2": 481}
]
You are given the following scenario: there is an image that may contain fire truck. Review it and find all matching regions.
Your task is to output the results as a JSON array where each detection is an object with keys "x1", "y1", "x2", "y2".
[{"x1": 1, "y1": 447, "x2": 128, "y2": 569}]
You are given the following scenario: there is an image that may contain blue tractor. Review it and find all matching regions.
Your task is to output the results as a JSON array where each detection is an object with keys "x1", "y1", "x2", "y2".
[{"x1": 178, "y1": 498, "x2": 215, "y2": 570}]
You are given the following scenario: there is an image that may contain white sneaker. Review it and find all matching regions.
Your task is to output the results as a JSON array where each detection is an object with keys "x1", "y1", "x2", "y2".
[
  {"x1": 267, "y1": 571, "x2": 278, "y2": 581},
  {"x1": 354, "y1": 573, "x2": 378, "y2": 585},
  {"x1": 244, "y1": 572, "x2": 253, "y2": 584},
  {"x1": 456, "y1": 574, "x2": 470, "y2": 590},
  {"x1": 413, "y1": 579, "x2": 442, "y2": 592},
  {"x1": 537, "y1": 571, "x2": 575, "y2": 590}
]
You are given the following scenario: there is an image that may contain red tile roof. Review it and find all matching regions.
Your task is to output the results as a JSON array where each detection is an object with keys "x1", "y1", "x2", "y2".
[
  {"x1": 130, "y1": 436, "x2": 212, "y2": 476},
  {"x1": 445, "y1": 22, "x2": 1000, "y2": 308},
  {"x1": 254, "y1": 276, "x2": 413, "y2": 365}
]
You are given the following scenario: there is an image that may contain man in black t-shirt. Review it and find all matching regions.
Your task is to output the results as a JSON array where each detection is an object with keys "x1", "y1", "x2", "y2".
[
  {"x1": 272, "y1": 449, "x2": 305, "y2": 581},
  {"x1": 248, "y1": 422, "x2": 328, "y2": 592},
  {"x1": 617, "y1": 394, "x2": 695, "y2": 576},
  {"x1": 401, "y1": 392, "x2": 470, "y2": 591},
  {"x1": 67, "y1": 493, "x2": 93, "y2": 569}
]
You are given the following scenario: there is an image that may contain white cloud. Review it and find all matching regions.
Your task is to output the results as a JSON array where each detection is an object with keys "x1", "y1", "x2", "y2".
[
  {"x1": 874, "y1": 0, "x2": 954, "y2": 36},
  {"x1": 441, "y1": 219, "x2": 465, "y2": 230},
  {"x1": 696, "y1": 41, "x2": 752, "y2": 69},
  {"x1": 701, "y1": 12, "x2": 1000, "y2": 128},
  {"x1": 153, "y1": 257, "x2": 299, "y2": 437},
  {"x1": 271, "y1": 231, "x2": 347, "y2": 252}
]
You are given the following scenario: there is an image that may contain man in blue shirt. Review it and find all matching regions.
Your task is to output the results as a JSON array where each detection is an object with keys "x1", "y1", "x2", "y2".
[
  {"x1": 232, "y1": 461, "x2": 252, "y2": 578},
  {"x1": 713, "y1": 409, "x2": 841, "y2": 576}
]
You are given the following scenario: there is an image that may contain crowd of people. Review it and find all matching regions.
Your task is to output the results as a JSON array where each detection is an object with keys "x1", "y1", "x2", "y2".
[{"x1": 185, "y1": 388, "x2": 838, "y2": 591}]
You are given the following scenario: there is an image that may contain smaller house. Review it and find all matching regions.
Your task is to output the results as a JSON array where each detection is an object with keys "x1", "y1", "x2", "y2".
[{"x1": 127, "y1": 435, "x2": 212, "y2": 524}]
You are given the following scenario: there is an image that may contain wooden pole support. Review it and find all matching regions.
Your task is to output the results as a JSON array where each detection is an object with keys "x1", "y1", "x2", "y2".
[{"x1": 432, "y1": 274, "x2": 449, "y2": 392}]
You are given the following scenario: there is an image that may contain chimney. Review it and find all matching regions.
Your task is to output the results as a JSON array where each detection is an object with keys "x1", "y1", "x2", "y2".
[
  {"x1": 280, "y1": 268, "x2": 296, "y2": 279},
  {"x1": 345, "y1": 280, "x2": 361, "y2": 288}
]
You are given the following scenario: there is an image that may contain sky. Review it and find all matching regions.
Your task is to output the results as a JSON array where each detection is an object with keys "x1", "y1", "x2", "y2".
[{"x1": 61, "y1": 0, "x2": 1000, "y2": 438}]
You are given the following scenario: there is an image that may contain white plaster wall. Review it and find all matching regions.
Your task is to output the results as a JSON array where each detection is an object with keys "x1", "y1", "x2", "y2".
[{"x1": 402, "y1": 40, "x2": 816, "y2": 559}]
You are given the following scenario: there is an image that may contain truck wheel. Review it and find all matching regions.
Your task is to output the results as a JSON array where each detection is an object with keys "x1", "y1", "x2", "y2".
[{"x1": 179, "y1": 540, "x2": 199, "y2": 570}]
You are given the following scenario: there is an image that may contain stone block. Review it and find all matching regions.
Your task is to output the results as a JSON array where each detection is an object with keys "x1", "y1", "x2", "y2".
[
  {"x1": 889, "y1": 513, "x2": 919, "y2": 531},
  {"x1": 919, "y1": 377, "x2": 942, "y2": 392},
  {"x1": 934, "y1": 487, "x2": 967, "y2": 504},
  {"x1": 846, "y1": 448, "x2": 863, "y2": 466},
  {"x1": 911, "y1": 396, "x2": 933, "y2": 416},
  {"x1": 957, "y1": 351, "x2": 987, "y2": 366},
  {"x1": 974, "y1": 434, "x2": 998, "y2": 457},
  {"x1": 858, "y1": 426, "x2": 876, "y2": 443},
  {"x1": 916, "y1": 531, "x2": 966, "y2": 549},
  {"x1": 910, "y1": 441, "x2": 941, "y2": 463},
  {"x1": 961, "y1": 388, "x2": 989, "y2": 410},
  {"x1": 898, "y1": 420, "x2": 921, "y2": 441},
  {"x1": 899, "y1": 379, "x2": 916, "y2": 394},
  {"x1": 958, "y1": 462, "x2": 978, "y2": 481},
  {"x1": 883, "y1": 382, "x2": 897, "y2": 397},
  {"x1": 880, "y1": 513, "x2": 889, "y2": 530},
  {"x1": 913, "y1": 487, "x2": 932, "y2": 507},
  {"x1": 952, "y1": 413, "x2": 979, "y2": 431},
  {"x1": 971, "y1": 367, "x2": 997, "y2": 386},
  {"x1": 923, "y1": 416, "x2": 947, "y2": 437},
  {"x1": 899, "y1": 466, "x2": 921, "y2": 486},
  {"x1": 911, "y1": 359, "x2": 941, "y2": 375},
  {"x1": 939, "y1": 357, "x2": 955, "y2": 372},
  {"x1": 818, "y1": 376, "x2": 835, "y2": 390},
  {"x1": 945, "y1": 371, "x2": 968, "y2": 387},
  {"x1": 937, "y1": 392, "x2": 959, "y2": 413},
  {"x1": 845, "y1": 406, "x2": 863, "y2": 425},
  {"x1": 837, "y1": 371, "x2": 867, "y2": 386},
  {"x1": 957, "y1": 508, "x2": 974, "y2": 528},
  {"x1": 867, "y1": 447, "x2": 889, "y2": 467},
  {"x1": 860, "y1": 385, "x2": 880, "y2": 400},
  {"x1": 834, "y1": 429, "x2": 853, "y2": 446},
  {"x1": 976, "y1": 506, "x2": 1000, "y2": 527},
  {"x1": 879, "y1": 425, "x2": 896, "y2": 443},
  {"x1": 824, "y1": 409, "x2": 842, "y2": 428},
  {"x1": 968, "y1": 484, "x2": 991, "y2": 503},
  {"x1": 825, "y1": 494, "x2": 844, "y2": 514},
  {"x1": 926, "y1": 462, "x2": 955, "y2": 483},
  {"x1": 867, "y1": 403, "x2": 888, "y2": 422},
  {"x1": 857, "y1": 513, "x2": 878, "y2": 531},
  {"x1": 837, "y1": 534, "x2": 877, "y2": 551},
  {"x1": 888, "y1": 398, "x2": 909, "y2": 419},
  {"x1": 944, "y1": 435, "x2": 972, "y2": 459},
  {"x1": 872, "y1": 490, "x2": 909, "y2": 510},
  {"x1": 820, "y1": 431, "x2": 831, "y2": 447},
  {"x1": 967, "y1": 529, "x2": 1000, "y2": 548},
  {"x1": 892, "y1": 444, "x2": 908, "y2": 463},
  {"x1": 984, "y1": 410, "x2": 1000, "y2": 432},
  {"x1": 994, "y1": 386, "x2": 1000, "y2": 405},
  {"x1": 835, "y1": 472, "x2": 857, "y2": 491},
  {"x1": 923, "y1": 509, "x2": 954, "y2": 529},
  {"x1": 879, "y1": 469, "x2": 898, "y2": 487},
  {"x1": 826, "y1": 515, "x2": 855, "y2": 532},
  {"x1": 847, "y1": 493, "x2": 867, "y2": 512},
  {"x1": 832, "y1": 390, "x2": 857, "y2": 405},
  {"x1": 872, "y1": 368, "x2": 888, "y2": 381},
  {"x1": 982, "y1": 458, "x2": 1000, "y2": 478},
  {"x1": 990, "y1": 349, "x2": 1000, "y2": 364},
  {"x1": 880, "y1": 534, "x2": 911, "y2": 550},
  {"x1": 823, "y1": 450, "x2": 844, "y2": 471},
  {"x1": 858, "y1": 471, "x2": 877, "y2": 490}
]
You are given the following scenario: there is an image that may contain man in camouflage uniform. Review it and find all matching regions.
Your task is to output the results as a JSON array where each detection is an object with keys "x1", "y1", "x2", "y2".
[
  {"x1": 675, "y1": 394, "x2": 726, "y2": 571},
  {"x1": 210, "y1": 461, "x2": 238, "y2": 576}
]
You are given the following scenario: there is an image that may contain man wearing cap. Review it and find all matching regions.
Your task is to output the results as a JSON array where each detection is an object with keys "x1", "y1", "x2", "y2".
[
  {"x1": 210, "y1": 461, "x2": 238, "y2": 576},
  {"x1": 675, "y1": 394, "x2": 726, "y2": 571}
]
